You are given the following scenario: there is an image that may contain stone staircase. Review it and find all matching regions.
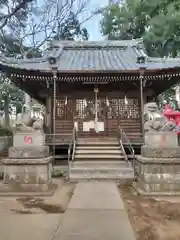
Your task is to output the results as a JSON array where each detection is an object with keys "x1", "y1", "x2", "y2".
[{"x1": 69, "y1": 138, "x2": 134, "y2": 181}]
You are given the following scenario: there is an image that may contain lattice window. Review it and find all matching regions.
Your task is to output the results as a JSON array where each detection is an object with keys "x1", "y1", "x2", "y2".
[
  {"x1": 118, "y1": 98, "x2": 140, "y2": 119},
  {"x1": 76, "y1": 99, "x2": 86, "y2": 119},
  {"x1": 74, "y1": 97, "x2": 140, "y2": 120},
  {"x1": 56, "y1": 99, "x2": 73, "y2": 120},
  {"x1": 56, "y1": 99, "x2": 64, "y2": 119},
  {"x1": 108, "y1": 99, "x2": 118, "y2": 119}
]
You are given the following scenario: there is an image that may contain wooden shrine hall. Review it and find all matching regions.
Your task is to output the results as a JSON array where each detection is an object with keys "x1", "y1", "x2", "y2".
[{"x1": 0, "y1": 39, "x2": 180, "y2": 146}]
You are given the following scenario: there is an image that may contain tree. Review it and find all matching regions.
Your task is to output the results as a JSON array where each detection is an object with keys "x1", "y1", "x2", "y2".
[
  {"x1": 0, "y1": 77, "x2": 24, "y2": 126},
  {"x1": 16, "y1": 0, "x2": 102, "y2": 54},
  {"x1": 101, "y1": 0, "x2": 180, "y2": 57},
  {"x1": 0, "y1": 1, "x2": 35, "y2": 125},
  {"x1": 53, "y1": 12, "x2": 89, "y2": 41},
  {"x1": 0, "y1": 0, "x2": 33, "y2": 30},
  {"x1": 0, "y1": 0, "x2": 103, "y2": 125},
  {"x1": 101, "y1": 0, "x2": 180, "y2": 107}
]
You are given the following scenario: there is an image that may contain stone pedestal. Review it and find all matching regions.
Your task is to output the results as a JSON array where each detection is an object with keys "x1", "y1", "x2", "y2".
[
  {"x1": 13, "y1": 131, "x2": 45, "y2": 147},
  {"x1": 1, "y1": 131, "x2": 56, "y2": 196},
  {"x1": 144, "y1": 131, "x2": 178, "y2": 147},
  {"x1": 134, "y1": 132, "x2": 180, "y2": 196}
]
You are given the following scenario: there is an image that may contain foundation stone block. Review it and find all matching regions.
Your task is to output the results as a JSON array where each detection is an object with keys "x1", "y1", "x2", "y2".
[
  {"x1": 0, "y1": 130, "x2": 56, "y2": 195},
  {"x1": 134, "y1": 132, "x2": 180, "y2": 195},
  {"x1": 2, "y1": 156, "x2": 53, "y2": 192},
  {"x1": 134, "y1": 155, "x2": 180, "y2": 195}
]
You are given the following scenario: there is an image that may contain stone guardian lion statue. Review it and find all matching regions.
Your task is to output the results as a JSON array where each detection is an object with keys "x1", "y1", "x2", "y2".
[{"x1": 144, "y1": 102, "x2": 176, "y2": 132}]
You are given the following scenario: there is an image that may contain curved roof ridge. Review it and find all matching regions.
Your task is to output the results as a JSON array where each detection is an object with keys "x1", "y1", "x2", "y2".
[
  {"x1": 51, "y1": 38, "x2": 143, "y2": 48},
  {"x1": 0, "y1": 56, "x2": 47, "y2": 64}
]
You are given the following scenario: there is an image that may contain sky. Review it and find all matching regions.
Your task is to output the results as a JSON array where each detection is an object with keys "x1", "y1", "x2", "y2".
[{"x1": 27, "y1": 0, "x2": 109, "y2": 46}]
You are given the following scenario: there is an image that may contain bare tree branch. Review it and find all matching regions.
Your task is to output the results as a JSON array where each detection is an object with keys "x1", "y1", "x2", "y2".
[
  {"x1": 0, "y1": 0, "x2": 33, "y2": 29},
  {"x1": 0, "y1": 0, "x2": 105, "y2": 58}
]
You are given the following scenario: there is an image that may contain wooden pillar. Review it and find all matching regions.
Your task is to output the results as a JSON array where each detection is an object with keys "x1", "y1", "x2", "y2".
[
  {"x1": 24, "y1": 93, "x2": 31, "y2": 109},
  {"x1": 45, "y1": 95, "x2": 51, "y2": 133},
  {"x1": 140, "y1": 76, "x2": 145, "y2": 140}
]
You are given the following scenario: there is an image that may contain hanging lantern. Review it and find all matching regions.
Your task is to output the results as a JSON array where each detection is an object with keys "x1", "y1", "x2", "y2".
[
  {"x1": 65, "y1": 96, "x2": 67, "y2": 105},
  {"x1": 124, "y1": 95, "x2": 128, "y2": 105}
]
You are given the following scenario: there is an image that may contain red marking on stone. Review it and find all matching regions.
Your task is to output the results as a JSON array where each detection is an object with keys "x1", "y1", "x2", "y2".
[
  {"x1": 24, "y1": 136, "x2": 32, "y2": 144},
  {"x1": 161, "y1": 135, "x2": 167, "y2": 145}
]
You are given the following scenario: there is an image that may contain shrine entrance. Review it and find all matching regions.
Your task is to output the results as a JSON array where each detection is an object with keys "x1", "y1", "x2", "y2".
[
  {"x1": 74, "y1": 87, "x2": 118, "y2": 137},
  {"x1": 55, "y1": 85, "x2": 141, "y2": 138}
]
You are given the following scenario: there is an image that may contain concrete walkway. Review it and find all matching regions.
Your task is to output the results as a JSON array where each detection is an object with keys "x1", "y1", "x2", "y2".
[{"x1": 54, "y1": 181, "x2": 136, "y2": 240}]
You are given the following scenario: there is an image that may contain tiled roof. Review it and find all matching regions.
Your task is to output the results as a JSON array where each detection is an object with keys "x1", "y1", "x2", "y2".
[{"x1": 0, "y1": 39, "x2": 180, "y2": 72}]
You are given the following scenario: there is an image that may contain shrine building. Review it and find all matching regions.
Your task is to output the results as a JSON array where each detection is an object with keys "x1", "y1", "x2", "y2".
[{"x1": 0, "y1": 39, "x2": 180, "y2": 149}]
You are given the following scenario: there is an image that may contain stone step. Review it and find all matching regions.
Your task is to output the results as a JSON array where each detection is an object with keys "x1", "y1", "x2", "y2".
[
  {"x1": 70, "y1": 167, "x2": 133, "y2": 174},
  {"x1": 74, "y1": 158, "x2": 125, "y2": 161},
  {"x1": 77, "y1": 138, "x2": 118, "y2": 143},
  {"x1": 75, "y1": 150, "x2": 123, "y2": 155},
  {"x1": 75, "y1": 154, "x2": 124, "y2": 160},
  {"x1": 76, "y1": 142, "x2": 119, "y2": 146},
  {"x1": 77, "y1": 138, "x2": 117, "y2": 141},
  {"x1": 76, "y1": 146, "x2": 121, "y2": 150},
  {"x1": 71, "y1": 160, "x2": 130, "y2": 168},
  {"x1": 70, "y1": 171, "x2": 134, "y2": 181}
]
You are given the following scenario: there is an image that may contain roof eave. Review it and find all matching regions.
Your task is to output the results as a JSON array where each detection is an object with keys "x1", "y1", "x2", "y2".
[{"x1": 1, "y1": 62, "x2": 180, "y2": 76}]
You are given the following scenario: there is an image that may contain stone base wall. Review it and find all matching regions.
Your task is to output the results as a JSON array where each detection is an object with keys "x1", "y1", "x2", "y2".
[
  {"x1": 8, "y1": 146, "x2": 49, "y2": 159},
  {"x1": 141, "y1": 146, "x2": 180, "y2": 158},
  {"x1": 0, "y1": 132, "x2": 55, "y2": 194},
  {"x1": 135, "y1": 141, "x2": 180, "y2": 195},
  {"x1": 2, "y1": 183, "x2": 53, "y2": 193},
  {"x1": 2, "y1": 157, "x2": 53, "y2": 191},
  {"x1": 135, "y1": 156, "x2": 180, "y2": 193}
]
